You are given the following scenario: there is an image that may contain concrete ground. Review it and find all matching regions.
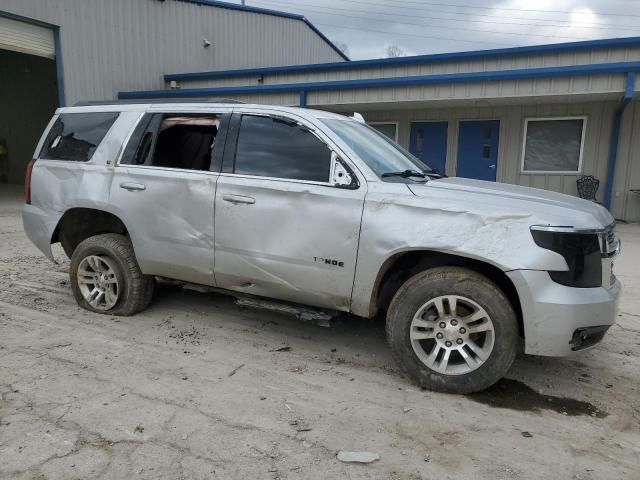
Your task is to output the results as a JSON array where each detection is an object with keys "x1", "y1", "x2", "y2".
[{"x1": 1, "y1": 184, "x2": 639, "y2": 480}]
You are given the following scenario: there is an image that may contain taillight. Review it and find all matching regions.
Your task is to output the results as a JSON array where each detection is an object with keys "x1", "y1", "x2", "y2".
[{"x1": 25, "y1": 158, "x2": 36, "y2": 204}]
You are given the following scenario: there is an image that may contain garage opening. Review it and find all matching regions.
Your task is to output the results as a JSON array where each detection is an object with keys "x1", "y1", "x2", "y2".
[{"x1": 0, "y1": 15, "x2": 59, "y2": 186}]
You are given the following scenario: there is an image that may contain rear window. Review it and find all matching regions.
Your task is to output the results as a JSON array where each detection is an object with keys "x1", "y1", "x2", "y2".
[{"x1": 40, "y1": 112, "x2": 119, "y2": 162}]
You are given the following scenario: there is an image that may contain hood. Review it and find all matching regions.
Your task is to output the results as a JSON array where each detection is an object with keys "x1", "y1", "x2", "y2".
[{"x1": 408, "y1": 177, "x2": 614, "y2": 228}]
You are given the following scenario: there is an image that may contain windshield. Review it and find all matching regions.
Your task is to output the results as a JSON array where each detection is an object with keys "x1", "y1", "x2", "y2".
[{"x1": 320, "y1": 118, "x2": 432, "y2": 177}]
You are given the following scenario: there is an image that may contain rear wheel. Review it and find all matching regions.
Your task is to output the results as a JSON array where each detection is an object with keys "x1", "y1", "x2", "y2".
[
  {"x1": 70, "y1": 234, "x2": 154, "y2": 316},
  {"x1": 386, "y1": 267, "x2": 517, "y2": 394}
]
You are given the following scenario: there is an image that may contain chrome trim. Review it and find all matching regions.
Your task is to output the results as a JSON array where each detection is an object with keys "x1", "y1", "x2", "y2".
[
  {"x1": 530, "y1": 223, "x2": 620, "y2": 258},
  {"x1": 530, "y1": 225, "x2": 607, "y2": 234}
]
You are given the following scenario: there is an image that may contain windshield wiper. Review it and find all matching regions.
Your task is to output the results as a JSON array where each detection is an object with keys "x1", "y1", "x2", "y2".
[{"x1": 381, "y1": 169, "x2": 427, "y2": 179}]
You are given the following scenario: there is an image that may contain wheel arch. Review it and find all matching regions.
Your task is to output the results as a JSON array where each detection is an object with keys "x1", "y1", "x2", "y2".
[
  {"x1": 369, "y1": 249, "x2": 524, "y2": 339},
  {"x1": 52, "y1": 207, "x2": 129, "y2": 258}
]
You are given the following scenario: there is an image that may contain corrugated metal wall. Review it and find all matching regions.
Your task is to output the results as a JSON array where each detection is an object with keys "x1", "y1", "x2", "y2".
[
  {"x1": 613, "y1": 100, "x2": 640, "y2": 221},
  {"x1": 0, "y1": 0, "x2": 344, "y2": 104}
]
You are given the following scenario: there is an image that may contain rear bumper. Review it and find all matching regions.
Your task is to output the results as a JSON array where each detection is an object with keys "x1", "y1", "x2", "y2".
[
  {"x1": 507, "y1": 270, "x2": 621, "y2": 356},
  {"x1": 22, "y1": 203, "x2": 56, "y2": 262}
]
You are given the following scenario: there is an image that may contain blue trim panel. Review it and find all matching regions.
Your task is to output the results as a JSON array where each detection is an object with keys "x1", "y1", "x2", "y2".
[
  {"x1": 624, "y1": 70, "x2": 636, "y2": 99},
  {"x1": 53, "y1": 28, "x2": 66, "y2": 107},
  {"x1": 165, "y1": 36, "x2": 640, "y2": 82},
  {"x1": 122, "y1": 61, "x2": 640, "y2": 99},
  {"x1": 177, "y1": 0, "x2": 349, "y2": 61},
  {"x1": 604, "y1": 72, "x2": 636, "y2": 209}
]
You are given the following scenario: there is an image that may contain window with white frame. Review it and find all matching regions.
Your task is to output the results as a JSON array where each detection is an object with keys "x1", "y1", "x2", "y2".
[
  {"x1": 369, "y1": 122, "x2": 398, "y2": 142},
  {"x1": 521, "y1": 117, "x2": 586, "y2": 173}
]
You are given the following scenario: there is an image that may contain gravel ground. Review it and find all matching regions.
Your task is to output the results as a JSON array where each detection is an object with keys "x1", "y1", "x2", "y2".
[{"x1": 1, "y1": 185, "x2": 639, "y2": 479}]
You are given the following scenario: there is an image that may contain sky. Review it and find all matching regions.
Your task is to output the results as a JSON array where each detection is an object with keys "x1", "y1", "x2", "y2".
[{"x1": 242, "y1": 0, "x2": 640, "y2": 59}]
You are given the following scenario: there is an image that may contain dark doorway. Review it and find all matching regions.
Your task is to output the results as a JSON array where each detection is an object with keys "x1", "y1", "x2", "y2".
[{"x1": 0, "y1": 49, "x2": 58, "y2": 185}]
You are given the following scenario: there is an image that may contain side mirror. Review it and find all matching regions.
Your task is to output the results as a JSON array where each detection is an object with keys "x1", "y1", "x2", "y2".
[{"x1": 331, "y1": 151, "x2": 357, "y2": 188}]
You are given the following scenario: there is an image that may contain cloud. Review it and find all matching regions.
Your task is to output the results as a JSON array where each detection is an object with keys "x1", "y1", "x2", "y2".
[{"x1": 251, "y1": 0, "x2": 640, "y2": 59}]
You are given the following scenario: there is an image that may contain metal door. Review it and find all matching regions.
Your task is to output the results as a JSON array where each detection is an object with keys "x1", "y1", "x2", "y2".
[
  {"x1": 213, "y1": 113, "x2": 366, "y2": 311},
  {"x1": 409, "y1": 121, "x2": 448, "y2": 176},
  {"x1": 456, "y1": 120, "x2": 500, "y2": 181},
  {"x1": 109, "y1": 166, "x2": 217, "y2": 286}
]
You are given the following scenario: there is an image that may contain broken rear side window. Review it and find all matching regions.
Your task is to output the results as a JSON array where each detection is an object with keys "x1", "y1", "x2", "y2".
[
  {"x1": 151, "y1": 116, "x2": 221, "y2": 171},
  {"x1": 40, "y1": 112, "x2": 120, "y2": 162}
]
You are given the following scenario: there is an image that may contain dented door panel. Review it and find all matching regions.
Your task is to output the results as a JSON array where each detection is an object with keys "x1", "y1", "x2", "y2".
[
  {"x1": 108, "y1": 166, "x2": 217, "y2": 286},
  {"x1": 214, "y1": 174, "x2": 365, "y2": 310}
]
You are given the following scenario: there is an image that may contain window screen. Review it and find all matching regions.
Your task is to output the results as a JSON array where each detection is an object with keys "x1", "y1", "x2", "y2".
[
  {"x1": 40, "y1": 112, "x2": 119, "y2": 162},
  {"x1": 523, "y1": 118, "x2": 584, "y2": 172},
  {"x1": 370, "y1": 123, "x2": 397, "y2": 141},
  {"x1": 234, "y1": 115, "x2": 331, "y2": 182}
]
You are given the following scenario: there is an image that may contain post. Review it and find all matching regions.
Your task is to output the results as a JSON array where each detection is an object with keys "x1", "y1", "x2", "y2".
[{"x1": 604, "y1": 72, "x2": 636, "y2": 210}]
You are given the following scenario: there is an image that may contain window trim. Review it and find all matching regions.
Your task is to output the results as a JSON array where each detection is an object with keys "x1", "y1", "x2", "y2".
[
  {"x1": 520, "y1": 116, "x2": 587, "y2": 175},
  {"x1": 369, "y1": 121, "x2": 399, "y2": 142},
  {"x1": 229, "y1": 113, "x2": 336, "y2": 186}
]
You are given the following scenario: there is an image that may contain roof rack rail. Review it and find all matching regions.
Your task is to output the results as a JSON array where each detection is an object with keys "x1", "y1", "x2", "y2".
[{"x1": 73, "y1": 98, "x2": 245, "y2": 106}]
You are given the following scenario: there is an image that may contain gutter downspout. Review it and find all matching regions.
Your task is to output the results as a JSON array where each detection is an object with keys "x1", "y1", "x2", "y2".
[
  {"x1": 604, "y1": 71, "x2": 636, "y2": 210},
  {"x1": 299, "y1": 90, "x2": 307, "y2": 107},
  {"x1": 53, "y1": 27, "x2": 66, "y2": 107}
]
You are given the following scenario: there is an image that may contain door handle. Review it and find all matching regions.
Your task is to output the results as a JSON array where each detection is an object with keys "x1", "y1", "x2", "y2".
[
  {"x1": 222, "y1": 194, "x2": 255, "y2": 205},
  {"x1": 488, "y1": 164, "x2": 496, "y2": 169},
  {"x1": 120, "y1": 182, "x2": 146, "y2": 191}
]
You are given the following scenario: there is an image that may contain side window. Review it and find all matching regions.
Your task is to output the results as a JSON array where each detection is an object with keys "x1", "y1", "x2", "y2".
[
  {"x1": 234, "y1": 115, "x2": 331, "y2": 182},
  {"x1": 122, "y1": 114, "x2": 223, "y2": 171},
  {"x1": 40, "y1": 112, "x2": 119, "y2": 162}
]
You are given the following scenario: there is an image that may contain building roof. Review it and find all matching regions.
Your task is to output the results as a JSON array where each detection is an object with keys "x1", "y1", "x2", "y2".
[
  {"x1": 179, "y1": 0, "x2": 349, "y2": 61},
  {"x1": 164, "y1": 35, "x2": 640, "y2": 83}
]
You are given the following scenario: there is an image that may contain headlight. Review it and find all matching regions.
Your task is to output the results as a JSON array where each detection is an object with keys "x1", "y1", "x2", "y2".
[{"x1": 530, "y1": 226, "x2": 602, "y2": 288}]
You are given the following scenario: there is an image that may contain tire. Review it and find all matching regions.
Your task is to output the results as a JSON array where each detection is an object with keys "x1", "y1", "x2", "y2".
[
  {"x1": 70, "y1": 233, "x2": 154, "y2": 316},
  {"x1": 386, "y1": 267, "x2": 517, "y2": 394}
]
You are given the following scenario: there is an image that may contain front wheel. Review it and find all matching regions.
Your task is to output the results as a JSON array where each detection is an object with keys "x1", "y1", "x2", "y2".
[
  {"x1": 70, "y1": 234, "x2": 154, "y2": 316},
  {"x1": 386, "y1": 267, "x2": 518, "y2": 394}
]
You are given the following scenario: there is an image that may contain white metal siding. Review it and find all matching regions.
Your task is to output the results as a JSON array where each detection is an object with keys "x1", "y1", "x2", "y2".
[
  {"x1": 612, "y1": 100, "x2": 640, "y2": 221},
  {"x1": 0, "y1": 15, "x2": 54, "y2": 58},
  {"x1": 343, "y1": 101, "x2": 623, "y2": 206},
  {"x1": 181, "y1": 45, "x2": 640, "y2": 93},
  {"x1": 0, "y1": 0, "x2": 344, "y2": 104}
]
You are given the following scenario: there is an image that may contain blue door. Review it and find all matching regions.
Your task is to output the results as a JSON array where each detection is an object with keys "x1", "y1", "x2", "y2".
[
  {"x1": 409, "y1": 122, "x2": 448, "y2": 176},
  {"x1": 456, "y1": 120, "x2": 500, "y2": 181}
]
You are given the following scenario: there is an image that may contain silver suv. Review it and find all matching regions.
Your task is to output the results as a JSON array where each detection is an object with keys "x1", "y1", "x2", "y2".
[{"x1": 23, "y1": 102, "x2": 621, "y2": 393}]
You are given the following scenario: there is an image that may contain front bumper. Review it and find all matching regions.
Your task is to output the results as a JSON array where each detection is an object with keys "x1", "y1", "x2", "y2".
[{"x1": 507, "y1": 270, "x2": 621, "y2": 356}]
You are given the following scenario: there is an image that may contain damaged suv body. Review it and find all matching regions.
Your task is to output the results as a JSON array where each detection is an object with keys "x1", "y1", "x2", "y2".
[{"x1": 23, "y1": 102, "x2": 621, "y2": 393}]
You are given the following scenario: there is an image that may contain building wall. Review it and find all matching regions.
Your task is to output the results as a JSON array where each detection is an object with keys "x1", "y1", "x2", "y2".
[
  {"x1": 359, "y1": 101, "x2": 615, "y2": 204},
  {"x1": 0, "y1": 0, "x2": 345, "y2": 105},
  {"x1": 613, "y1": 100, "x2": 640, "y2": 221}
]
